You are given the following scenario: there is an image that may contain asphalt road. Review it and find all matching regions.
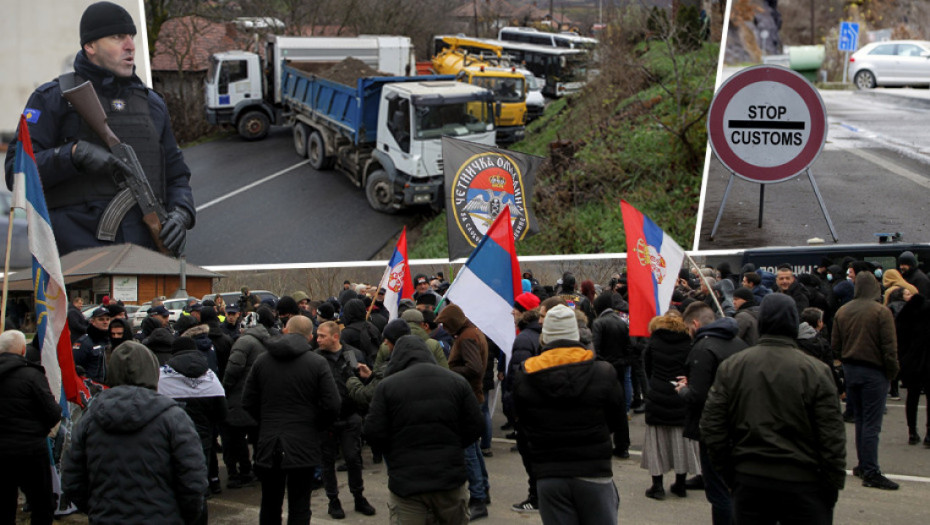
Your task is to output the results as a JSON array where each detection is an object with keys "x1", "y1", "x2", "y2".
[
  {"x1": 182, "y1": 127, "x2": 416, "y2": 267},
  {"x1": 31, "y1": 392, "x2": 930, "y2": 524},
  {"x1": 698, "y1": 87, "x2": 930, "y2": 249}
]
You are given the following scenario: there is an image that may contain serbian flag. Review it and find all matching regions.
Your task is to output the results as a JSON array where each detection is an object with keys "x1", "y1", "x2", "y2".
[
  {"x1": 443, "y1": 207, "x2": 521, "y2": 366},
  {"x1": 375, "y1": 227, "x2": 414, "y2": 321},
  {"x1": 11, "y1": 114, "x2": 90, "y2": 406},
  {"x1": 621, "y1": 200, "x2": 685, "y2": 337}
]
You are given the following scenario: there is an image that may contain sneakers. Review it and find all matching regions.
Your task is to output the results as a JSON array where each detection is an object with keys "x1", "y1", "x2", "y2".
[
  {"x1": 645, "y1": 485, "x2": 666, "y2": 500},
  {"x1": 862, "y1": 472, "x2": 899, "y2": 490},
  {"x1": 354, "y1": 496, "x2": 377, "y2": 516},
  {"x1": 511, "y1": 498, "x2": 538, "y2": 513},
  {"x1": 909, "y1": 428, "x2": 921, "y2": 445},
  {"x1": 328, "y1": 498, "x2": 346, "y2": 519},
  {"x1": 468, "y1": 499, "x2": 489, "y2": 521},
  {"x1": 669, "y1": 482, "x2": 687, "y2": 498}
]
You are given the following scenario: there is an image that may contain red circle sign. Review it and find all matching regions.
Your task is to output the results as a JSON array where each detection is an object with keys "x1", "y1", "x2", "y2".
[{"x1": 708, "y1": 65, "x2": 827, "y2": 184}]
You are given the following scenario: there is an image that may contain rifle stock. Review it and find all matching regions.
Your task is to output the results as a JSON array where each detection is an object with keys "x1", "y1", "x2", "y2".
[{"x1": 60, "y1": 78, "x2": 120, "y2": 149}]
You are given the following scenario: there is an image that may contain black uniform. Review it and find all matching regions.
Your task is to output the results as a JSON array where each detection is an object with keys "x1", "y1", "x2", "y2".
[{"x1": 4, "y1": 51, "x2": 194, "y2": 256}]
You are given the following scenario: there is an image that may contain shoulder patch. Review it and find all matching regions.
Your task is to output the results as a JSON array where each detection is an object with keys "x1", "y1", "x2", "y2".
[{"x1": 23, "y1": 108, "x2": 41, "y2": 123}]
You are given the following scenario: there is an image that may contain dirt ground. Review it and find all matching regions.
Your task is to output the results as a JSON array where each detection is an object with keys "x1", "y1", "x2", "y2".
[{"x1": 289, "y1": 57, "x2": 387, "y2": 87}]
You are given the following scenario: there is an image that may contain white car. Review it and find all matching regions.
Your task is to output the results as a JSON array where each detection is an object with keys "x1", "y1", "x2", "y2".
[
  {"x1": 136, "y1": 297, "x2": 193, "y2": 327},
  {"x1": 520, "y1": 70, "x2": 546, "y2": 121},
  {"x1": 849, "y1": 40, "x2": 930, "y2": 89}
]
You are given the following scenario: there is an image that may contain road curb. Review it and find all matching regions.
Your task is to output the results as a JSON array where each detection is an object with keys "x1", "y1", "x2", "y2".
[{"x1": 852, "y1": 89, "x2": 930, "y2": 109}]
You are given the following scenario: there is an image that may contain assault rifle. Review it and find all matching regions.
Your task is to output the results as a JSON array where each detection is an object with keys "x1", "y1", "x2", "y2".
[{"x1": 59, "y1": 74, "x2": 170, "y2": 255}]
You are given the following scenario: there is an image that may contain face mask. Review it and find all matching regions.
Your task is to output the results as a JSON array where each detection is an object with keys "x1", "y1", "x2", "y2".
[
  {"x1": 874, "y1": 269, "x2": 883, "y2": 279},
  {"x1": 827, "y1": 274, "x2": 833, "y2": 282}
]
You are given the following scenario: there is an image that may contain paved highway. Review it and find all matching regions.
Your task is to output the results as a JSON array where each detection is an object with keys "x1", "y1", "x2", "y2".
[
  {"x1": 699, "y1": 87, "x2": 930, "y2": 249},
  {"x1": 182, "y1": 127, "x2": 417, "y2": 267}
]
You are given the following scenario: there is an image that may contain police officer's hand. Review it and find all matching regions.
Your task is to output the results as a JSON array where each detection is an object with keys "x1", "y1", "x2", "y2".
[
  {"x1": 71, "y1": 140, "x2": 131, "y2": 178},
  {"x1": 160, "y1": 208, "x2": 193, "y2": 255}
]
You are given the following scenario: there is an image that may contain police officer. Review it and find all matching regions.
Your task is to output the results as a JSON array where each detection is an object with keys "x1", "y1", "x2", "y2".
[
  {"x1": 3, "y1": 1, "x2": 194, "y2": 256},
  {"x1": 74, "y1": 307, "x2": 111, "y2": 383}
]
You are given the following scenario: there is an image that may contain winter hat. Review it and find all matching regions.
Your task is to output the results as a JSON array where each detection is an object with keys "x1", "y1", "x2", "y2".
[
  {"x1": 541, "y1": 304, "x2": 579, "y2": 344},
  {"x1": 172, "y1": 315, "x2": 197, "y2": 335},
  {"x1": 758, "y1": 294, "x2": 799, "y2": 339},
  {"x1": 107, "y1": 341, "x2": 158, "y2": 390},
  {"x1": 401, "y1": 309, "x2": 424, "y2": 324},
  {"x1": 416, "y1": 293, "x2": 437, "y2": 306},
  {"x1": 732, "y1": 287, "x2": 755, "y2": 304},
  {"x1": 514, "y1": 292, "x2": 541, "y2": 312},
  {"x1": 521, "y1": 279, "x2": 532, "y2": 293},
  {"x1": 899, "y1": 251, "x2": 918, "y2": 268},
  {"x1": 106, "y1": 303, "x2": 126, "y2": 318},
  {"x1": 256, "y1": 305, "x2": 276, "y2": 328},
  {"x1": 317, "y1": 302, "x2": 336, "y2": 321},
  {"x1": 277, "y1": 296, "x2": 299, "y2": 316},
  {"x1": 383, "y1": 319, "x2": 411, "y2": 345},
  {"x1": 200, "y1": 306, "x2": 220, "y2": 326},
  {"x1": 80, "y1": 1, "x2": 137, "y2": 47},
  {"x1": 292, "y1": 291, "x2": 310, "y2": 304},
  {"x1": 171, "y1": 336, "x2": 198, "y2": 354},
  {"x1": 592, "y1": 291, "x2": 614, "y2": 315}
]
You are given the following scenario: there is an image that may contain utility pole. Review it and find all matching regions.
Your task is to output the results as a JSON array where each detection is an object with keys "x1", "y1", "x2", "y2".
[{"x1": 474, "y1": 0, "x2": 479, "y2": 37}]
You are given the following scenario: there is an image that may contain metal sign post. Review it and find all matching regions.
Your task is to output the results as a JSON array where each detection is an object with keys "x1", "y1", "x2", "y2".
[
  {"x1": 839, "y1": 22, "x2": 859, "y2": 83},
  {"x1": 707, "y1": 65, "x2": 835, "y2": 241}
]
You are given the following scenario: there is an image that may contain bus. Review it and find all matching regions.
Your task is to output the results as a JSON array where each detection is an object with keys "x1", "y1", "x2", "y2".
[
  {"x1": 433, "y1": 36, "x2": 590, "y2": 97},
  {"x1": 498, "y1": 27, "x2": 598, "y2": 51}
]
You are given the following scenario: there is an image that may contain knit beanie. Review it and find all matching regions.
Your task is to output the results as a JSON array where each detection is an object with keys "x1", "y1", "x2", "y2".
[
  {"x1": 514, "y1": 292, "x2": 541, "y2": 313},
  {"x1": 401, "y1": 309, "x2": 424, "y2": 324},
  {"x1": 898, "y1": 251, "x2": 918, "y2": 268},
  {"x1": 171, "y1": 336, "x2": 198, "y2": 354},
  {"x1": 80, "y1": 1, "x2": 137, "y2": 47},
  {"x1": 383, "y1": 319, "x2": 411, "y2": 345},
  {"x1": 732, "y1": 287, "x2": 755, "y2": 304},
  {"x1": 317, "y1": 302, "x2": 336, "y2": 321},
  {"x1": 277, "y1": 296, "x2": 299, "y2": 316},
  {"x1": 541, "y1": 304, "x2": 579, "y2": 344}
]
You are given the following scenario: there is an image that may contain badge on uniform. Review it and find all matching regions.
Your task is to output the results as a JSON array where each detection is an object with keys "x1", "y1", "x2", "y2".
[
  {"x1": 24, "y1": 108, "x2": 41, "y2": 123},
  {"x1": 111, "y1": 99, "x2": 126, "y2": 111}
]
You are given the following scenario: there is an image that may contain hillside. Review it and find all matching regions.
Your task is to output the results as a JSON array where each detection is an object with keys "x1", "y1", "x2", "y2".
[{"x1": 411, "y1": 31, "x2": 718, "y2": 258}]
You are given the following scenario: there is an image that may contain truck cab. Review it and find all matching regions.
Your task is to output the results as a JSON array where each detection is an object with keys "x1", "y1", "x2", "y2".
[{"x1": 204, "y1": 51, "x2": 272, "y2": 140}]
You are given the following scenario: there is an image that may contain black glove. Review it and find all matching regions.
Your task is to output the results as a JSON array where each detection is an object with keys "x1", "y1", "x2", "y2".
[
  {"x1": 71, "y1": 140, "x2": 131, "y2": 179},
  {"x1": 160, "y1": 208, "x2": 193, "y2": 255}
]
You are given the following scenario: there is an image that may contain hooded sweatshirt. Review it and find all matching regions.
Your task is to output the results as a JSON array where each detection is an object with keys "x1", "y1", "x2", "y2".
[
  {"x1": 159, "y1": 350, "x2": 227, "y2": 450},
  {"x1": 436, "y1": 304, "x2": 488, "y2": 403},
  {"x1": 832, "y1": 272, "x2": 899, "y2": 379},
  {"x1": 363, "y1": 335, "x2": 482, "y2": 498},
  {"x1": 62, "y1": 341, "x2": 206, "y2": 524}
]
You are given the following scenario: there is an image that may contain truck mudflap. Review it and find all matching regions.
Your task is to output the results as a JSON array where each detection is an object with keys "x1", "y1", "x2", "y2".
[{"x1": 495, "y1": 125, "x2": 525, "y2": 146}]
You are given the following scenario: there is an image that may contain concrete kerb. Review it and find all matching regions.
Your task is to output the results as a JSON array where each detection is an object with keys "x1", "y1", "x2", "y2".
[{"x1": 851, "y1": 88, "x2": 930, "y2": 109}]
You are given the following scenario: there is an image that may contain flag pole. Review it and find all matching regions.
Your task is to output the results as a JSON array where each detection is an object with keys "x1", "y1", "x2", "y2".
[
  {"x1": 684, "y1": 253, "x2": 724, "y2": 315},
  {"x1": 1, "y1": 206, "x2": 15, "y2": 330}
]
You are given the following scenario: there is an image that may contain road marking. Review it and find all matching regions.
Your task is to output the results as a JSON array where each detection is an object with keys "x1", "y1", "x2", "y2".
[{"x1": 195, "y1": 160, "x2": 311, "y2": 212}]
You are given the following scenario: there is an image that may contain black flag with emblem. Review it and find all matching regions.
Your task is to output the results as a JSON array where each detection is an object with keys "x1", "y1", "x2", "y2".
[{"x1": 442, "y1": 137, "x2": 543, "y2": 261}]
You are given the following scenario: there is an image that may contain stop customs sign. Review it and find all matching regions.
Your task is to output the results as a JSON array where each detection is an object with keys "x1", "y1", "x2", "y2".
[{"x1": 708, "y1": 65, "x2": 827, "y2": 184}]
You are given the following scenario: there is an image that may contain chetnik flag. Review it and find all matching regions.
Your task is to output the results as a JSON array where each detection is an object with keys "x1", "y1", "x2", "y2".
[
  {"x1": 374, "y1": 227, "x2": 414, "y2": 321},
  {"x1": 620, "y1": 200, "x2": 685, "y2": 337},
  {"x1": 443, "y1": 207, "x2": 521, "y2": 367},
  {"x1": 11, "y1": 114, "x2": 90, "y2": 406},
  {"x1": 442, "y1": 136, "x2": 543, "y2": 261}
]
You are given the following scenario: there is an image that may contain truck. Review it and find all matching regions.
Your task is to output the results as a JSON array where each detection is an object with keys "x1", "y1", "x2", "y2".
[
  {"x1": 431, "y1": 36, "x2": 527, "y2": 145},
  {"x1": 205, "y1": 35, "x2": 416, "y2": 141},
  {"x1": 279, "y1": 64, "x2": 497, "y2": 213}
]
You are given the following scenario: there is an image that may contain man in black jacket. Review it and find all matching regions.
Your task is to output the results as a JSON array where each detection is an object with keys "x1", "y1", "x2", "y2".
[
  {"x1": 364, "y1": 335, "x2": 483, "y2": 523},
  {"x1": 0, "y1": 330, "x2": 62, "y2": 525},
  {"x1": 513, "y1": 304, "x2": 624, "y2": 524},
  {"x1": 678, "y1": 302, "x2": 747, "y2": 525},
  {"x1": 898, "y1": 250, "x2": 930, "y2": 297},
  {"x1": 73, "y1": 307, "x2": 110, "y2": 382},
  {"x1": 591, "y1": 290, "x2": 633, "y2": 458},
  {"x1": 242, "y1": 316, "x2": 341, "y2": 524},
  {"x1": 701, "y1": 294, "x2": 846, "y2": 524}
]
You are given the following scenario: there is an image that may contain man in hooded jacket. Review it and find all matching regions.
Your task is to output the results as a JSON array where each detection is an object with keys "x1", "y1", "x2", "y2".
[
  {"x1": 339, "y1": 298, "x2": 381, "y2": 366},
  {"x1": 364, "y1": 335, "x2": 483, "y2": 524},
  {"x1": 832, "y1": 272, "x2": 900, "y2": 490},
  {"x1": 513, "y1": 304, "x2": 624, "y2": 524},
  {"x1": 62, "y1": 341, "x2": 206, "y2": 524},
  {"x1": 701, "y1": 294, "x2": 846, "y2": 524}
]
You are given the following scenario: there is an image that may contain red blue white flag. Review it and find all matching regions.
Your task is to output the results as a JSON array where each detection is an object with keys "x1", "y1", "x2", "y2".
[
  {"x1": 621, "y1": 200, "x2": 685, "y2": 337},
  {"x1": 11, "y1": 114, "x2": 90, "y2": 406},
  {"x1": 443, "y1": 207, "x2": 521, "y2": 366},
  {"x1": 375, "y1": 226, "x2": 414, "y2": 321}
]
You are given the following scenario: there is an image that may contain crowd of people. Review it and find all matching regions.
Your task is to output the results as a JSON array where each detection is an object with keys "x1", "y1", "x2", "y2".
[{"x1": 3, "y1": 251, "x2": 929, "y2": 524}]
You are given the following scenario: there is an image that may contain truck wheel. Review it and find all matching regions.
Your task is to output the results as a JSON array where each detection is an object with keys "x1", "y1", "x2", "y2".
[
  {"x1": 307, "y1": 130, "x2": 333, "y2": 170},
  {"x1": 293, "y1": 123, "x2": 308, "y2": 157},
  {"x1": 365, "y1": 170, "x2": 397, "y2": 214},
  {"x1": 237, "y1": 111, "x2": 270, "y2": 141}
]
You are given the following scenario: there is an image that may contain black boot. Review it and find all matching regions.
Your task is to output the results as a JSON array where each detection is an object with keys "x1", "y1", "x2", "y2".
[
  {"x1": 670, "y1": 473, "x2": 687, "y2": 497},
  {"x1": 645, "y1": 475, "x2": 666, "y2": 500},
  {"x1": 909, "y1": 427, "x2": 921, "y2": 445}
]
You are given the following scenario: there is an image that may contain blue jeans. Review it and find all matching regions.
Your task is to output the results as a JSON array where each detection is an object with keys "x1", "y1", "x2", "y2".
[
  {"x1": 623, "y1": 366, "x2": 632, "y2": 413},
  {"x1": 843, "y1": 363, "x2": 888, "y2": 477},
  {"x1": 480, "y1": 396, "x2": 492, "y2": 450},
  {"x1": 700, "y1": 442, "x2": 732, "y2": 525},
  {"x1": 463, "y1": 441, "x2": 488, "y2": 501}
]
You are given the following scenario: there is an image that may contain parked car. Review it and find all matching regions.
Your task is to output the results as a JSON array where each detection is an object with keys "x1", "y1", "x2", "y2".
[
  {"x1": 136, "y1": 297, "x2": 194, "y2": 327},
  {"x1": 849, "y1": 40, "x2": 930, "y2": 89},
  {"x1": 0, "y1": 188, "x2": 30, "y2": 270},
  {"x1": 202, "y1": 290, "x2": 279, "y2": 311}
]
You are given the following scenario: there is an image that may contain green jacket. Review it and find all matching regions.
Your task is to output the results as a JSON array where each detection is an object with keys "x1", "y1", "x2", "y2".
[
  {"x1": 374, "y1": 322, "x2": 449, "y2": 370},
  {"x1": 701, "y1": 335, "x2": 846, "y2": 490}
]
